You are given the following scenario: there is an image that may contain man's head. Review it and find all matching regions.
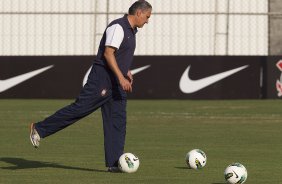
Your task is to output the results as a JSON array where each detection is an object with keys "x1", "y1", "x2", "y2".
[{"x1": 128, "y1": 0, "x2": 152, "y2": 28}]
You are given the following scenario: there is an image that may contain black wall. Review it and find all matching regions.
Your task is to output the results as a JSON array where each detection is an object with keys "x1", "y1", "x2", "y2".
[{"x1": 0, "y1": 56, "x2": 280, "y2": 99}]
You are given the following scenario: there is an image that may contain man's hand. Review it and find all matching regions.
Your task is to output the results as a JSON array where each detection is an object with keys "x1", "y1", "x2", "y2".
[
  {"x1": 127, "y1": 70, "x2": 133, "y2": 85},
  {"x1": 119, "y1": 76, "x2": 132, "y2": 92}
]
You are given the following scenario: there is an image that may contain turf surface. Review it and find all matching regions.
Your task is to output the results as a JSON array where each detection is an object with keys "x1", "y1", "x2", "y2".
[{"x1": 0, "y1": 99, "x2": 282, "y2": 183}]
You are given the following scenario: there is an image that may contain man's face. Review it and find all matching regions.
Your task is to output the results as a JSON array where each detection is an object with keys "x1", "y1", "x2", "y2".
[{"x1": 136, "y1": 9, "x2": 151, "y2": 28}]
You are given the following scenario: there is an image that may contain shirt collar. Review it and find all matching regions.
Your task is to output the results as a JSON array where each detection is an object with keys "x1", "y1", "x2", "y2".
[{"x1": 123, "y1": 14, "x2": 138, "y2": 34}]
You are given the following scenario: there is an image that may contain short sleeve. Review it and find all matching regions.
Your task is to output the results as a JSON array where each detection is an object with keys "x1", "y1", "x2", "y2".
[{"x1": 105, "y1": 24, "x2": 124, "y2": 49}]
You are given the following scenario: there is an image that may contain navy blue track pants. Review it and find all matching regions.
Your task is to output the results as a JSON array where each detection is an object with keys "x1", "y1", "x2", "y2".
[{"x1": 35, "y1": 64, "x2": 127, "y2": 167}]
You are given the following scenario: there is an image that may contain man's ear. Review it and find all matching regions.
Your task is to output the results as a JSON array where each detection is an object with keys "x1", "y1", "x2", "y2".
[{"x1": 136, "y1": 9, "x2": 141, "y2": 17}]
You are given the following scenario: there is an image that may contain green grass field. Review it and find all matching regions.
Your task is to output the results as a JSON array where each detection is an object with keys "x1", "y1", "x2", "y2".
[{"x1": 0, "y1": 99, "x2": 282, "y2": 184}]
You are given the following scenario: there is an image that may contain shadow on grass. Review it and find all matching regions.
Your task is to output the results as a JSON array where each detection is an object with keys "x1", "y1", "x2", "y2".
[
  {"x1": 175, "y1": 166, "x2": 189, "y2": 170},
  {"x1": 0, "y1": 157, "x2": 107, "y2": 172}
]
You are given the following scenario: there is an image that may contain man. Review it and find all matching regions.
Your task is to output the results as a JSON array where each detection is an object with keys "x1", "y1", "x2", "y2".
[{"x1": 29, "y1": 0, "x2": 152, "y2": 172}]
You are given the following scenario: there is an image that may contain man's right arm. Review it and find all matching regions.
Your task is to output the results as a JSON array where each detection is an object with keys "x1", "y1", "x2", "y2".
[{"x1": 104, "y1": 46, "x2": 132, "y2": 92}]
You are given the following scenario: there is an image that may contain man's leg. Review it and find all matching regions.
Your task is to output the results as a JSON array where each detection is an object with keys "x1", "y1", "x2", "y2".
[
  {"x1": 34, "y1": 65, "x2": 112, "y2": 139},
  {"x1": 101, "y1": 98, "x2": 127, "y2": 167}
]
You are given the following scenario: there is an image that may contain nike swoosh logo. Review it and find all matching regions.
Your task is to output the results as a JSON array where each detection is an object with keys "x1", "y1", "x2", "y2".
[
  {"x1": 131, "y1": 65, "x2": 150, "y2": 75},
  {"x1": 233, "y1": 170, "x2": 239, "y2": 178},
  {"x1": 83, "y1": 65, "x2": 150, "y2": 86},
  {"x1": 179, "y1": 65, "x2": 249, "y2": 94},
  {"x1": 0, "y1": 65, "x2": 54, "y2": 93}
]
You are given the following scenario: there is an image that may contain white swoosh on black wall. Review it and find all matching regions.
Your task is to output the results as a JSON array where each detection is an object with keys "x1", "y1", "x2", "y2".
[
  {"x1": 179, "y1": 65, "x2": 249, "y2": 94},
  {"x1": 83, "y1": 65, "x2": 150, "y2": 86},
  {"x1": 0, "y1": 65, "x2": 54, "y2": 93}
]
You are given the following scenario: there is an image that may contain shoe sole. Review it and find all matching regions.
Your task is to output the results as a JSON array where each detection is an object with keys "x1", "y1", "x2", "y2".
[{"x1": 30, "y1": 123, "x2": 39, "y2": 148}]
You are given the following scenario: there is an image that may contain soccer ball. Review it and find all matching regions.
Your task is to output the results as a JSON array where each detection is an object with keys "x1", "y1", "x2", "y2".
[
  {"x1": 185, "y1": 149, "x2": 207, "y2": 169},
  {"x1": 118, "y1": 153, "x2": 140, "y2": 173},
  {"x1": 224, "y1": 163, "x2": 248, "y2": 184}
]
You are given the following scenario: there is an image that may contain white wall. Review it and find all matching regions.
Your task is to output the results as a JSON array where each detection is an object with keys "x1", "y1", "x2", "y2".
[{"x1": 0, "y1": 0, "x2": 268, "y2": 56}]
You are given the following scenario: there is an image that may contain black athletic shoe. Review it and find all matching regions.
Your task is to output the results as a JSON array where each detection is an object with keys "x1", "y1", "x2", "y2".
[{"x1": 108, "y1": 167, "x2": 121, "y2": 173}]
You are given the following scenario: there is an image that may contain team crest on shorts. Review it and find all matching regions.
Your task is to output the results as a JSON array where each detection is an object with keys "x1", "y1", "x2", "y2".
[{"x1": 101, "y1": 89, "x2": 107, "y2": 96}]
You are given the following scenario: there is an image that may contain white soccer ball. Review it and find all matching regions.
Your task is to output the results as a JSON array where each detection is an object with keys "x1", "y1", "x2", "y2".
[
  {"x1": 118, "y1": 153, "x2": 140, "y2": 173},
  {"x1": 224, "y1": 163, "x2": 248, "y2": 184},
  {"x1": 185, "y1": 149, "x2": 207, "y2": 169}
]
